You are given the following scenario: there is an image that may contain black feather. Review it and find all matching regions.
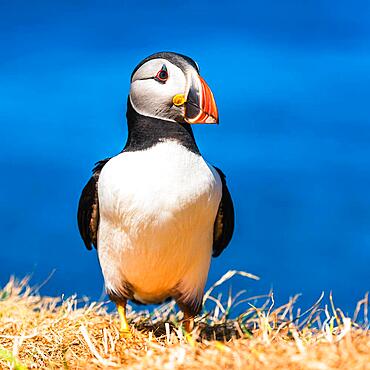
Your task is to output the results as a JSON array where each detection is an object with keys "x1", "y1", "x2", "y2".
[
  {"x1": 77, "y1": 158, "x2": 111, "y2": 250},
  {"x1": 212, "y1": 166, "x2": 235, "y2": 257},
  {"x1": 131, "y1": 51, "x2": 200, "y2": 80}
]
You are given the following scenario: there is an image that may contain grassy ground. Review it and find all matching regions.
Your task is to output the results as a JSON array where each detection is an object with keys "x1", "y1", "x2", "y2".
[{"x1": 0, "y1": 272, "x2": 369, "y2": 369}]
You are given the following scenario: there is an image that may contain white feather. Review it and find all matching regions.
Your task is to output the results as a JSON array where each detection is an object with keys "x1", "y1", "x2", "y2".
[
  {"x1": 130, "y1": 58, "x2": 196, "y2": 123},
  {"x1": 97, "y1": 140, "x2": 222, "y2": 304}
]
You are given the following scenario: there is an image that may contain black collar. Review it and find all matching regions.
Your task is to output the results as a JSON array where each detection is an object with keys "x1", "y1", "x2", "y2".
[{"x1": 123, "y1": 98, "x2": 200, "y2": 155}]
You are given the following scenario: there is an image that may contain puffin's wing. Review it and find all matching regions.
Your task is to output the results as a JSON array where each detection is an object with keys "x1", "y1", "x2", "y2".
[
  {"x1": 77, "y1": 158, "x2": 111, "y2": 250},
  {"x1": 212, "y1": 166, "x2": 235, "y2": 257}
]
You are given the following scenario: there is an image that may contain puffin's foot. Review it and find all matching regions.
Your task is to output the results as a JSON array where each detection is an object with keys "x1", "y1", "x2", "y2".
[
  {"x1": 119, "y1": 328, "x2": 133, "y2": 339},
  {"x1": 117, "y1": 300, "x2": 132, "y2": 339}
]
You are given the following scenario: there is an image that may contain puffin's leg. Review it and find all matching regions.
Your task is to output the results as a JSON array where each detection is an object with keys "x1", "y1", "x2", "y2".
[
  {"x1": 176, "y1": 295, "x2": 202, "y2": 333},
  {"x1": 116, "y1": 299, "x2": 132, "y2": 338},
  {"x1": 183, "y1": 310, "x2": 195, "y2": 333}
]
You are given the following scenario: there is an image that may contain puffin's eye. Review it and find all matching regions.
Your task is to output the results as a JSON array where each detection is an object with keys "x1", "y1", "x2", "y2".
[{"x1": 155, "y1": 65, "x2": 168, "y2": 83}]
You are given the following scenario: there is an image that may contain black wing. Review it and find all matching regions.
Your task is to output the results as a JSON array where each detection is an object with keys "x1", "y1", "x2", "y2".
[
  {"x1": 212, "y1": 166, "x2": 235, "y2": 257},
  {"x1": 77, "y1": 158, "x2": 111, "y2": 250}
]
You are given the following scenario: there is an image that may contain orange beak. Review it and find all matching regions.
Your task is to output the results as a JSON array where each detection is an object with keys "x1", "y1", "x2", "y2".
[{"x1": 184, "y1": 75, "x2": 219, "y2": 124}]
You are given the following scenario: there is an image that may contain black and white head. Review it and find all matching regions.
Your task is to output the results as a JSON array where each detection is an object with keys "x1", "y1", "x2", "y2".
[{"x1": 129, "y1": 52, "x2": 218, "y2": 125}]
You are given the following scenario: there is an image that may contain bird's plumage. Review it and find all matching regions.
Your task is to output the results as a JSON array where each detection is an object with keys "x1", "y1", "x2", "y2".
[
  {"x1": 77, "y1": 158, "x2": 110, "y2": 250},
  {"x1": 130, "y1": 52, "x2": 200, "y2": 80},
  {"x1": 98, "y1": 139, "x2": 222, "y2": 313},
  {"x1": 212, "y1": 167, "x2": 235, "y2": 257},
  {"x1": 77, "y1": 101, "x2": 234, "y2": 258},
  {"x1": 77, "y1": 52, "x2": 234, "y2": 320}
]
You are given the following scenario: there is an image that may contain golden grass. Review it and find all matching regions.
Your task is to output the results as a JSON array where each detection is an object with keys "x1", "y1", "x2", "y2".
[{"x1": 0, "y1": 272, "x2": 369, "y2": 369}]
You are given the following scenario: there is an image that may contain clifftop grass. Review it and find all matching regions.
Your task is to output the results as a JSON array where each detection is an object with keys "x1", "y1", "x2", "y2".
[{"x1": 0, "y1": 272, "x2": 369, "y2": 369}]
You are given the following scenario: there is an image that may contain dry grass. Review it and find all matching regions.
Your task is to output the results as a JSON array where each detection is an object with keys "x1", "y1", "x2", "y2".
[{"x1": 0, "y1": 271, "x2": 369, "y2": 369}]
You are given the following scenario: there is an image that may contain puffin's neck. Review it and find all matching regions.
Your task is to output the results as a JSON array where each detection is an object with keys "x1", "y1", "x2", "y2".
[{"x1": 123, "y1": 98, "x2": 200, "y2": 155}]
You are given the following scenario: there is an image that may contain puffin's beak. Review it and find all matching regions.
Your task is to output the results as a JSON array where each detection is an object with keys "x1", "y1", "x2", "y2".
[{"x1": 184, "y1": 75, "x2": 219, "y2": 124}]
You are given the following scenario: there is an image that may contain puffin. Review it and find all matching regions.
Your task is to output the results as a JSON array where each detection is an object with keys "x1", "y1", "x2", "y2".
[{"x1": 77, "y1": 52, "x2": 234, "y2": 334}]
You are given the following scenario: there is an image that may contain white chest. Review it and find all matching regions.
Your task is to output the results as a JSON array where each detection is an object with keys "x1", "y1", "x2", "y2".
[
  {"x1": 98, "y1": 141, "x2": 221, "y2": 226},
  {"x1": 97, "y1": 141, "x2": 222, "y2": 302}
]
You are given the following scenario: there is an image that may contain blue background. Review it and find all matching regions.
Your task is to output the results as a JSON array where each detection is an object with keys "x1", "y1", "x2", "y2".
[{"x1": 1, "y1": 1, "x2": 369, "y2": 313}]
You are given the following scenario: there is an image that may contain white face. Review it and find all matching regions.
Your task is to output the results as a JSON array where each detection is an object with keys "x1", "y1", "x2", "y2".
[{"x1": 130, "y1": 58, "x2": 197, "y2": 122}]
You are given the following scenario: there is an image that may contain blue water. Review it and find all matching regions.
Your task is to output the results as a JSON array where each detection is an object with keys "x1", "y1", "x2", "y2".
[{"x1": 1, "y1": 1, "x2": 369, "y2": 314}]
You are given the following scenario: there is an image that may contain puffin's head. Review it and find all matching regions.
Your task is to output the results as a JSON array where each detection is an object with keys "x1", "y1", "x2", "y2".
[{"x1": 129, "y1": 52, "x2": 218, "y2": 124}]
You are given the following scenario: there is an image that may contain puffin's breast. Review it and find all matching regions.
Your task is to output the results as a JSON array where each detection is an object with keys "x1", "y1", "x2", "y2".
[
  {"x1": 97, "y1": 140, "x2": 222, "y2": 302},
  {"x1": 98, "y1": 140, "x2": 221, "y2": 222}
]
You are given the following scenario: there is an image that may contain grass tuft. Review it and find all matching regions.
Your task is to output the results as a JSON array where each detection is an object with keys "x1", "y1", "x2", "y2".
[{"x1": 0, "y1": 273, "x2": 369, "y2": 369}]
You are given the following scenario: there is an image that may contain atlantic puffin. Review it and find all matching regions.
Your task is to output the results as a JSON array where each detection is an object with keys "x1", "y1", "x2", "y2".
[{"x1": 77, "y1": 52, "x2": 234, "y2": 334}]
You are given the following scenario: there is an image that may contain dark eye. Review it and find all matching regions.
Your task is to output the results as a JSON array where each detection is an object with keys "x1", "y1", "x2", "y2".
[{"x1": 155, "y1": 65, "x2": 168, "y2": 83}]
